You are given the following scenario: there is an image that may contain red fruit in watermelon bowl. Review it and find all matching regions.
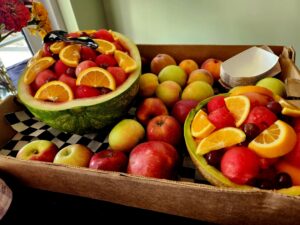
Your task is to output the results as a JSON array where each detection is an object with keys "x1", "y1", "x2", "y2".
[{"x1": 17, "y1": 29, "x2": 141, "y2": 134}]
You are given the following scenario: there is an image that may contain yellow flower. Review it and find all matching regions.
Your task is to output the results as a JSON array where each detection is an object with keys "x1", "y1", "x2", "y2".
[{"x1": 28, "y1": 1, "x2": 52, "y2": 39}]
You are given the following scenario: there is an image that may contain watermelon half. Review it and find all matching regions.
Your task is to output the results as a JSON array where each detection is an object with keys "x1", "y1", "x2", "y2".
[
  {"x1": 18, "y1": 31, "x2": 141, "y2": 134},
  {"x1": 184, "y1": 96, "x2": 300, "y2": 196}
]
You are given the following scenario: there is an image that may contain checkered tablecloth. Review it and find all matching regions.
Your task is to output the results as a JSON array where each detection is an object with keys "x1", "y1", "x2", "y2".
[{"x1": 1, "y1": 109, "x2": 206, "y2": 183}]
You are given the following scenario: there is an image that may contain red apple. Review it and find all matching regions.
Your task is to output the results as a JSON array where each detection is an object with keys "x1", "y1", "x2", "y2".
[
  {"x1": 171, "y1": 99, "x2": 198, "y2": 124},
  {"x1": 89, "y1": 149, "x2": 128, "y2": 172},
  {"x1": 16, "y1": 140, "x2": 59, "y2": 162},
  {"x1": 127, "y1": 141, "x2": 179, "y2": 179},
  {"x1": 53, "y1": 144, "x2": 93, "y2": 167},
  {"x1": 135, "y1": 97, "x2": 169, "y2": 126},
  {"x1": 147, "y1": 115, "x2": 182, "y2": 146}
]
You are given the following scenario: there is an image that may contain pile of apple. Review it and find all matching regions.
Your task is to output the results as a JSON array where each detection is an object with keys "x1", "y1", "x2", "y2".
[{"x1": 16, "y1": 53, "x2": 224, "y2": 180}]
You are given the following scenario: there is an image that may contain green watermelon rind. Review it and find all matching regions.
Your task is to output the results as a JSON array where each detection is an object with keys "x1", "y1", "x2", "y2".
[{"x1": 17, "y1": 31, "x2": 141, "y2": 134}]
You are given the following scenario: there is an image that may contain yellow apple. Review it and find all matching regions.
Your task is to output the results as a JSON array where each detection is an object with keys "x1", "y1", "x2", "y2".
[{"x1": 53, "y1": 144, "x2": 93, "y2": 167}]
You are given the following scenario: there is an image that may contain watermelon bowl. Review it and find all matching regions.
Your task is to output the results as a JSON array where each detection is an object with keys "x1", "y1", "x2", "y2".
[
  {"x1": 184, "y1": 90, "x2": 300, "y2": 196},
  {"x1": 17, "y1": 30, "x2": 142, "y2": 134}
]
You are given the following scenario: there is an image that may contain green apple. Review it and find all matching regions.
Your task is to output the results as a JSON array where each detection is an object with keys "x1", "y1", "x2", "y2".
[
  {"x1": 53, "y1": 144, "x2": 93, "y2": 167},
  {"x1": 256, "y1": 77, "x2": 286, "y2": 97},
  {"x1": 139, "y1": 73, "x2": 159, "y2": 97},
  {"x1": 16, "y1": 140, "x2": 59, "y2": 162},
  {"x1": 181, "y1": 81, "x2": 214, "y2": 101},
  {"x1": 158, "y1": 65, "x2": 187, "y2": 87},
  {"x1": 155, "y1": 80, "x2": 182, "y2": 107},
  {"x1": 108, "y1": 119, "x2": 145, "y2": 152}
]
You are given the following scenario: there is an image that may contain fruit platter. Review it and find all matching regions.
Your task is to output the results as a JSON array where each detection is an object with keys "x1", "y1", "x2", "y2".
[{"x1": 1, "y1": 28, "x2": 300, "y2": 224}]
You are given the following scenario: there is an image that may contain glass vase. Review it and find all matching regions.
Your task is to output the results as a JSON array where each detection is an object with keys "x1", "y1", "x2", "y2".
[{"x1": 0, "y1": 59, "x2": 17, "y2": 100}]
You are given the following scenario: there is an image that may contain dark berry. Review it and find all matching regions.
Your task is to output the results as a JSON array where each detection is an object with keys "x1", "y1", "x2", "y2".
[
  {"x1": 204, "y1": 150, "x2": 224, "y2": 169},
  {"x1": 274, "y1": 172, "x2": 293, "y2": 189},
  {"x1": 242, "y1": 123, "x2": 261, "y2": 141},
  {"x1": 98, "y1": 87, "x2": 112, "y2": 95},
  {"x1": 266, "y1": 101, "x2": 282, "y2": 115}
]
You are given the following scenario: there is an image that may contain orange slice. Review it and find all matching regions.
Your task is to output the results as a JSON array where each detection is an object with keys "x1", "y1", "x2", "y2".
[
  {"x1": 108, "y1": 30, "x2": 119, "y2": 41},
  {"x1": 34, "y1": 81, "x2": 73, "y2": 102},
  {"x1": 224, "y1": 95, "x2": 250, "y2": 127},
  {"x1": 196, "y1": 127, "x2": 246, "y2": 155},
  {"x1": 27, "y1": 49, "x2": 44, "y2": 67},
  {"x1": 114, "y1": 50, "x2": 137, "y2": 73},
  {"x1": 229, "y1": 85, "x2": 274, "y2": 98},
  {"x1": 23, "y1": 57, "x2": 56, "y2": 84},
  {"x1": 248, "y1": 120, "x2": 297, "y2": 158},
  {"x1": 81, "y1": 29, "x2": 96, "y2": 35},
  {"x1": 50, "y1": 41, "x2": 66, "y2": 54},
  {"x1": 93, "y1": 39, "x2": 116, "y2": 54},
  {"x1": 282, "y1": 107, "x2": 300, "y2": 117},
  {"x1": 191, "y1": 109, "x2": 216, "y2": 139},
  {"x1": 76, "y1": 67, "x2": 116, "y2": 90},
  {"x1": 59, "y1": 44, "x2": 81, "y2": 67}
]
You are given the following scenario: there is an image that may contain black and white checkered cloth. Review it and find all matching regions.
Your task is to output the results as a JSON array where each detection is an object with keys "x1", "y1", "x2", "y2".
[
  {"x1": 1, "y1": 109, "x2": 109, "y2": 157},
  {"x1": 1, "y1": 109, "x2": 206, "y2": 183}
]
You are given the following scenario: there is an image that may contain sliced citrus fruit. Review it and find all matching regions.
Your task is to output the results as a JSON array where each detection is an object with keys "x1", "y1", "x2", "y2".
[
  {"x1": 191, "y1": 109, "x2": 216, "y2": 139},
  {"x1": 114, "y1": 50, "x2": 137, "y2": 73},
  {"x1": 59, "y1": 44, "x2": 81, "y2": 67},
  {"x1": 81, "y1": 29, "x2": 96, "y2": 35},
  {"x1": 93, "y1": 39, "x2": 116, "y2": 55},
  {"x1": 27, "y1": 49, "x2": 44, "y2": 67},
  {"x1": 76, "y1": 67, "x2": 116, "y2": 90},
  {"x1": 224, "y1": 95, "x2": 250, "y2": 127},
  {"x1": 248, "y1": 120, "x2": 297, "y2": 158},
  {"x1": 109, "y1": 29, "x2": 119, "y2": 41},
  {"x1": 24, "y1": 57, "x2": 55, "y2": 84},
  {"x1": 229, "y1": 85, "x2": 274, "y2": 98},
  {"x1": 34, "y1": 80, "x2": 73, "y2": 102},
  {"x1": 282, "y1": 107, "x2": 300, "y2": 117},
  {"x1": 196, "y1": 127, "x2": 246, "y2": 155},
  {"x1": 50, "y1": 41, "x2": 66, "y2": 54}
]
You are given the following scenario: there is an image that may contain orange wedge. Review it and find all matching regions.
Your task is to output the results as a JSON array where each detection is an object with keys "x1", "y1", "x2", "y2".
[
  {"x1": 224, "y1": 95, "x2": 250, "y2": 127},
  {"x1": 248, "y1": 120, "x2": 297, "y2": 158},
  {"x1": 191, "y1": 109, "x2": 216, "y2": 139},
  {"x1": 27, "y1": 49, "x2": 44, "y2": 67},
  {"x1": 76, "y1": 67, "x2": 116, "y2": 90},
  {"x1": 34, "y1": 81, "x2": 73, "y2": 102},
  {"x1": 93, "y1": 39, "x2": 116, "y2": 55},
  {"x1": 114, "y1": 50, "x2": 137, "y2": 73},
  {"x1": 282, "y1": 107, "x2": 300, "y2": 117},
  {"x1": 23, "y1": 57, "x2": 56, "y2": 84},
  {"x1": 229, "y1": 85, "x2": 274, "y2": 98},
  {"x1": 59, "y1": 44, "x2": 81, "y2": 67},
  {"x1": 81, "y1": 29, "x2": 96, "y2": 35},
  {"x1": 50, "y1": 41, "x2": 66, "y2": 54},
  {"x1": 196, "y1": 127, "x2": 246, "y2": 155}
]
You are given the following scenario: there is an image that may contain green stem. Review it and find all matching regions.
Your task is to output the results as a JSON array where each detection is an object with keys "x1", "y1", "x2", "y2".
[{"x1": 0, "y1": 31, "x2": 15, "y2": 43}]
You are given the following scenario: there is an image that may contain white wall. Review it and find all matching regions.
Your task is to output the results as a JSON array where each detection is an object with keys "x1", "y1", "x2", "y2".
[{"x1": 102, "y1": 0, "x2": 300, "y2": 66}]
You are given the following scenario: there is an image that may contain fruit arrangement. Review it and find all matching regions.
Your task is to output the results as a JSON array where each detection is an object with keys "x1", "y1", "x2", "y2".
[
  {"x1": 14, "y1": 39, "x2": 300, "y2": 195},
  {"x1": 185, "y1": 84, "x2": 300, "y2": 193},
  {"x1": 17, "y1": 29, "x2": 141, "y2": 134}
]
